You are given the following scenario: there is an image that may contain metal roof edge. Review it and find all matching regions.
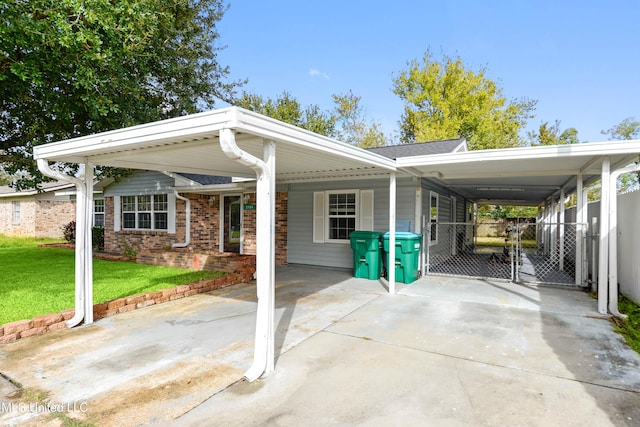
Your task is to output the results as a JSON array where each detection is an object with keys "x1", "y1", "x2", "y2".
[{"x1": 396, "y1": 140, "x2": 640, "y2": 167}]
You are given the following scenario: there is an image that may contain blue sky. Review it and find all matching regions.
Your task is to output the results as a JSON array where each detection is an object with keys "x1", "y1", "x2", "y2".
[{"x1": 217, "y1": 0, "x2": 639, "y2": 143}]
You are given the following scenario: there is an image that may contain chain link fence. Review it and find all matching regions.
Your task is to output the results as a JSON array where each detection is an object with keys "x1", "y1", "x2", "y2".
[{"x1": 426, "y1": 222, "x2": 587, "y2": 286}]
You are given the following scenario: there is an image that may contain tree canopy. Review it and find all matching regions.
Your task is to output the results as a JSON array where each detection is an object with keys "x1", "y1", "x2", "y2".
[
  {"x1": 527, "y1": 120, "x2": 579, "y2": 146},
  {"x1": 236, "y1": 90, "x2": 390, "y2": 148},
  {"x1": 392, "y1": 51, "x2": 536, "y2": 150},
  {"x1": 1, "y1": 0, "x2": 243, "y2": 189},
  {"x1": 601, "y1": 117, "x2": 640, "y2": 141}
]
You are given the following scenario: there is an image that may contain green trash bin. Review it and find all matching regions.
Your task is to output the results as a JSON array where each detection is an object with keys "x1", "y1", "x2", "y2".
[
  {"x1": 382, "y1": 232, "x2": 422, "y2": 284},
  {"x1": 349, "y1": 231, "x2": 383, "y2": 280}
]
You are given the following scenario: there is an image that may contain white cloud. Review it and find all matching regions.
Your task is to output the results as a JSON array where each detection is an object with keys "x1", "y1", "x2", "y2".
[{"x1": 309, "y1": 68, "x2": 329, "y2": 80}]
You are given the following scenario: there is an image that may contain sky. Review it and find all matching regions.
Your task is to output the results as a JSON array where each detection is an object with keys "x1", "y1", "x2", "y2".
[{"x1": 216, "y1": 0, "x2": 640, "y2": 143}]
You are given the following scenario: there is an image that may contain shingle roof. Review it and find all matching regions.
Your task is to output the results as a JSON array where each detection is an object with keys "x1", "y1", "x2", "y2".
[
  {"x1": 367, "y1": 139, "x2": 466, "y2": 160},
  {"x1": 178, "y1": 173, "x2": 233, "y2": 185},
  {"x1": 0, "y1": 180, "x2": 74, "y2": 196}
]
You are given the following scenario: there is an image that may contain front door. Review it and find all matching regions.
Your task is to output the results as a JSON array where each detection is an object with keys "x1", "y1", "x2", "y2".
[{"x1": 222, "y1": 195, "x2": 242, "y2": 253}]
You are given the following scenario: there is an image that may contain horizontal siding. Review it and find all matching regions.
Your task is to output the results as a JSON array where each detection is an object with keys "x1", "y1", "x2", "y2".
[
  {"x1": 104, "y1": 171, "x2": 175, "y2": 196},
  {"x1": 287, "y1": 177, "x2": 419, "y2": 268}
]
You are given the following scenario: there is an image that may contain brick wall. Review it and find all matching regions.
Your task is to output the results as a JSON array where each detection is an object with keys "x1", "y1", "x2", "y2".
[
  {"x1": 0, "y1": 273, "x2": 249, "y2": 344},
  {"x1": 0, "y1": 198, "x2": 36, "y2": 237},
  {"x1": 104, "y1": 192, "x2": 288, "y2": 265},
  {"x1": 241, "y1": 192, "x2": 288, "y2": 265},
  {"x1": 35, "y1": 200, "x2": 76, "y2": 238}
]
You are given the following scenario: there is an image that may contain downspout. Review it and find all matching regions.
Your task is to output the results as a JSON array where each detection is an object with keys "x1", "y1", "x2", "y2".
[
  {"x1": 608, "y1": 163, "x2": 640, "y2": 318},
  {"x1": 219, "y1": 128, "x2": 274, "y2": 382},
  {"x1": 36, "y1": 159, "x2": 86, "y2": 327},
  {"x1": 171, "y1": 191, "x2": 191, "y2": 248}
]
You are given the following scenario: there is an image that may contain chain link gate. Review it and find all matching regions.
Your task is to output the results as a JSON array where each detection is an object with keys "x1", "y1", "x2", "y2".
[{"x1": 425, "y1": 222, "x2": 588, "y2": 286}]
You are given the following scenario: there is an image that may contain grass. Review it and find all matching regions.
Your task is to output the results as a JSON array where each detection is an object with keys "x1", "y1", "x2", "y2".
[
  {"x1": 614, "y1": 294, "x2": 640, "y2": 354},
  {"x1": 0, "y1": 235, "x2": 221, "y2": 325},
  {"x1": 475, "y1": 236, "x2": 537, "y2": 247}
]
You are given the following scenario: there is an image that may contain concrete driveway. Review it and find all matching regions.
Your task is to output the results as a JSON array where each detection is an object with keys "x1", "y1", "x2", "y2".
[{"x1": 2, "y1": 266, "x2": 640, "y2": 426}]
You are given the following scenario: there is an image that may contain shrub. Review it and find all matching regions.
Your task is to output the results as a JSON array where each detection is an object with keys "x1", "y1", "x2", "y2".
[
  {"x1": 92, "y1": 226, "x2": 105, "y2": 252},
  {"x1": 62, "y1": 221, "x2": 76, "y2": 244}
]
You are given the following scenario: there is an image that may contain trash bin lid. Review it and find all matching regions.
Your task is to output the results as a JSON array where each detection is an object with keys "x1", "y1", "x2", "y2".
[
  {"x1": 349, "y1": 230, "x2": 383, "y2": 239},
  {"x1": 382, "y1": 232, "x2": 422, "y2": 239}
]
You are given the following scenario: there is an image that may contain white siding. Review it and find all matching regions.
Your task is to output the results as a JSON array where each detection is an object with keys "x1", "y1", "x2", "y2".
[
  {"x1": 288, "y1": 178, "x2": 417, "y2": 268},
  {"x1": 103, "y1": 170, "x2": 175, "y2": 196}
]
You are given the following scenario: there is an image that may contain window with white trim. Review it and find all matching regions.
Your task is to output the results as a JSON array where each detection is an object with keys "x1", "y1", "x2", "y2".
[
  {"x1": 12, "y1": 201, "x2": 20, "y2": 224},
  {"x1": 429, "y1": 191, "x2": 439, "y2": 245},
  {"x1": 313, "y1": 189, "x2": 374, "y2": 243},
  {"x1": 93, "y1": 199, "x2": 105, "y2": 227},
  {"x1": 121, "y1": 194, "x2": 168, "y2": 230},
  {"x1": 327, "y1": 191, "x2": 357, "y2": 241}
]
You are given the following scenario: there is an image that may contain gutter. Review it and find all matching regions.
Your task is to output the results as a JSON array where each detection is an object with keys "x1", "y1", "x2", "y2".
[
  {"x1": 608, "y1": 163, "x2": 640, "y2": 318},
  {"x1": 171, "y1": 191, "x2": 191, "y2": 248},
  {"x1": 36, "y1": 159, "x2": 87, "y2": 328},
  {"x1": 219, "y1": 127, "x2": 274, "y2": 382}
]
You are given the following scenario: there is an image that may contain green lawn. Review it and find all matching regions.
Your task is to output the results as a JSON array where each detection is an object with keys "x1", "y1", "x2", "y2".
[{"x1": 0, "y1": 235, "x2": 220, "y2": 325}]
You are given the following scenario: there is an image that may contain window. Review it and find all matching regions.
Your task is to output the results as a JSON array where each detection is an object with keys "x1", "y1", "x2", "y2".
[
  {"x1": 327, "y1": 192, "x2": 357, "y2": 240},
  {"x1": 12, "y1": 201, "x2": 20, "y2": 224},
  {"x1": 121, "y1": 194, "x2": 168, "y2": 230},
  {"x1": 313, "y1": 189, "x2": 373, "y2": 243},
  {"x1": 94, "y1": 199, "x2": 105, "y2": 227},
  {"x1": 429, "y1": 191, "x2": 439, "y2": 245}
]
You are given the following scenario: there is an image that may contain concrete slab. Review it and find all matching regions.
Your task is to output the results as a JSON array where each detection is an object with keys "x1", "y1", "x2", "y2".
[
  {"x1": 174, "y1": 332, "x2": 640, "y2": 427},
  {"x1": 1, "y1": 267, "x2": 639, "y2": 426}
]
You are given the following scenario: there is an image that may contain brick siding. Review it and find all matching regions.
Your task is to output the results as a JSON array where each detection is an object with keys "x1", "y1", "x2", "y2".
[
  {"x1": 104, "y1": 192, "x2": 288, "y2": 265},
  {"x1": 0, "y1": 197, "x2": 75, "y2": 238}
]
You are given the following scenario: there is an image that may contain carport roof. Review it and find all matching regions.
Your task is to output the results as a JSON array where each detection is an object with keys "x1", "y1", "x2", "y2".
[
  {"x1": 398, "y1": 141, "x2": 640, "y2": 205},
  {"x1": 33, "y1": 107, "x2": 397, "y2": 183},
  {"x1": 33, "y1": 107, "x2": 640, "y2": 206}
]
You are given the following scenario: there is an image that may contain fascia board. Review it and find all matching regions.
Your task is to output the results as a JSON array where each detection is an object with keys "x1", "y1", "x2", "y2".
[
  {"x1": 396, "y1": 140, "x2": 640, "y2": 168},
  {"x1": 33, "y1": 108, "x2": 237, "y2": 161},
  {"x1": 234, "y1": 108, "x2": 397, "y2": 171}
]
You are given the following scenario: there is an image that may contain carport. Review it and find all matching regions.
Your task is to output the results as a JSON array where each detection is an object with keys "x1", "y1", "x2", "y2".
[
  {"x1": 397, "y1": 141, "x2": 640, "y2": 316},
  {"x1": 33, "y1": 107, "x2": 399, "y2": 381},
  {"x1": 33, "y1": 107, "x2": 640, "y2": 380}
]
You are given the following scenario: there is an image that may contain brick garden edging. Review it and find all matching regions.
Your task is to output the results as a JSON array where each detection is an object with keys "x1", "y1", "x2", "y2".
[{"x1": 0, "y1": 271, "x2": 252, "y2": 344}]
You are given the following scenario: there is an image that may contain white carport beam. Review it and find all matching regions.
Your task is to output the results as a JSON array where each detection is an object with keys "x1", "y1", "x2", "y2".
[
  {"x1": 219, "y1": 128, "x2": 276, "y2": 381},
  {"x1": 597, "y1": 157, "x2": 610, "y2": 314},
  {"x1": 608, "y1": 163, "x2": 640, "y2": 318},
  {"x1": 389, "y1": 173, "x2": 396, "y2": 294},
  {"x1": 575, "y1": 174, "x2": 584, "y2": 286}
]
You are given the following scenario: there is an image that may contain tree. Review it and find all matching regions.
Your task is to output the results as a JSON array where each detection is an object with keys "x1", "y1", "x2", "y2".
[
  {"x1": 235, "y1": 91, "x2": 337, "y2": 136},
  {"x1": 332, "y1": 91, "x2": 389, "y2": 148},
  {"x1": 236, "y1": 90, "x2": 390, "y2": 148},
  {"x1": 392, "y1": 51, "x2": 536, "y2": 150},
  {"x1": 527, "y1": 120, "x2": 579, "y2": 146},
  {"x1": 1, "y1": 0, "x2": 243, "y2": 190},
  {"x1": 601, "y1": 117, "x2": 640, "y2": 140},
  {"x1": 601, "y1": 117, "x2": 640, "y2": 192}
]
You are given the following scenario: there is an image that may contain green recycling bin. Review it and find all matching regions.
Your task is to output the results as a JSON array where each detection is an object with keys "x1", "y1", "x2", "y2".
[
  {"x1": 349, "y1": 231, "x2": 383, "y2": 280},
  {"x1": 382, "y1": 232, "x2": 422, "y2": 284}
]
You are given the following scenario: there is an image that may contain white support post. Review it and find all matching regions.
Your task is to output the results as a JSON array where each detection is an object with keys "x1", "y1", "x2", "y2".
[
  {"x1": 262, "y1": 140, "x2": 276, "y2": 374},
  {"x1": 389, "y1": 173, "x2": 396, "y2": 294},
  {"x1": 559, "y1": 189, "x2": 565, "y2": 272},
  {"x1": 219, "y1": 129, "x2": 275, "y2": 381},
  {"x1": 575, "y1": 174, "x2": 584, "y2": 286},
  {"x1": 415, "y1": 186, "x2": 422, "y2": 272},
  {"x1": 84, "y1": 162, "x2": 94, "y2": 324},
  {"x1": 597, "y1": 157, "x2": 610, "y2": 314}
]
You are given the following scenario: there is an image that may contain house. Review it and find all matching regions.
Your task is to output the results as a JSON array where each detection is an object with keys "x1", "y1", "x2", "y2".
[
  {"x1": 0, "y1": 181, "x2": 76, "y2": 238},
  {"x1": 32, "y1": 107, "x2": 640, "y2": 381},
  {"x1": 96, "y1": 139, "x2": 469, "y2": 272}
]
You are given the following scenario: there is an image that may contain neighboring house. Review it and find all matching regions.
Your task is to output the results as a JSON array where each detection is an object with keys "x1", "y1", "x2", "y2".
[
  {"x1": 0, "y1": 181, "x2": 76, "y2": 238},
  {"x1": 98, "y1": 140, "x2": 468, "y2": 270}
]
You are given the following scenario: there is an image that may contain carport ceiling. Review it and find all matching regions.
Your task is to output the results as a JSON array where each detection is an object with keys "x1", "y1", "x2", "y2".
[
  {"x1": 397, "y1": 141, "x2": 640, "y2": 205},
  {"x1": 33, "y1": 107, "x2": 396, "y2": 182}
]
